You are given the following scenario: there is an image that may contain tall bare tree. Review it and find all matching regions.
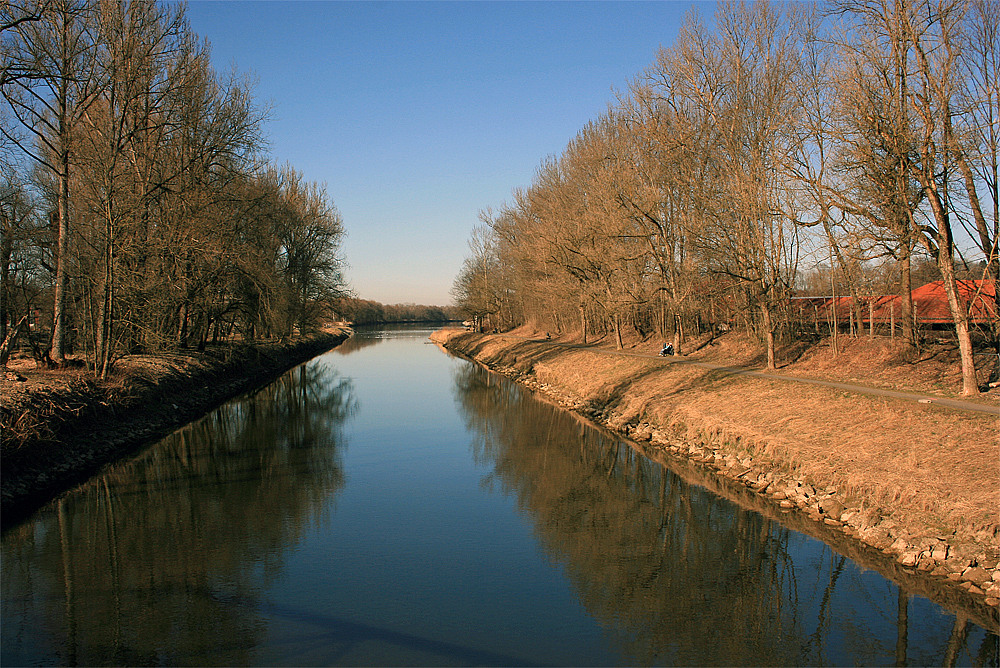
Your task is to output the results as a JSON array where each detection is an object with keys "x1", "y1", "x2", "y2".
[{"x1": 1, "y1": 0, "x2": 100, "y2": 363}]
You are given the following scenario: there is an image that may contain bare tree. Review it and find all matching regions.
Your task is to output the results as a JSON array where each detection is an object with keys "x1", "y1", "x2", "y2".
[
  {"x1": 1, "y1": 0, "x2": 100, "y2": 363},
  {"x1": 820, "y1": 2, "x2": 925, "y2": 348},
  {"x1": 956, "y1": 0, "x2": 999, "y2": 378},
  {"x1": 903, "y1": 0, "x2": 981, "y2": 393},
  {"x1": 662, "y1": 1, "x2": 806, "y2": 368},
  {"x1": 0, "y1": 170, "x2": 43, "y2": 363}
]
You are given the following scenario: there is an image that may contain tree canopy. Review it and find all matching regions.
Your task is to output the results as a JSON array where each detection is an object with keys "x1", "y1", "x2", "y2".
[
  {"x1": 2, "y1": 0, "x2": 348, "y2": 376},
  {"x1": 453, "y1": 0, "x2": 998, "y2": 395}
]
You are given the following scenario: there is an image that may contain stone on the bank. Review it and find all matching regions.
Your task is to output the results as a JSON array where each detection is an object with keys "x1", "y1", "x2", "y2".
[
  {"x1": 818, "y1": 497, "x2": 844, "y2": 519},
  {"x1": 962, "y1": 567, "x2": 992, "y2": 586},
  {"x1": 862, "y1": 526, "x2": 891, "y2": 549},
  {"x1": 961, "y1": 582, "x2": 985, "y2": 595},
  {"x1": 917, "y1": 557, "x2": 937, "y2": 571},
  {"x1": 931, "y1": 545, "x2": 949, "y2": 561},
  {"x1": 898, "y1": 551, "x2": 921, "y2": 567},
  {"x1": 632, "y1": 424, "x2": 652, "y2": 441},
  {"x1": 889, "y1": 537, "x2": 910, "y2": 553}
]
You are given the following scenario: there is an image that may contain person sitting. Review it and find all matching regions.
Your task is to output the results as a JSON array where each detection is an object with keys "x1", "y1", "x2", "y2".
[{"x1": 660, "y1": 343, "x2": 673, "y2": 356}]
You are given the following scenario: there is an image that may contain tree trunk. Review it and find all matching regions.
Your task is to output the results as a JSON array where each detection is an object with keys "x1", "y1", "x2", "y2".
[
  {"x1": 197, "y1": 315, "x2": 210, "y2": 351},
  {"x1": 95, "y1": 276, "x2": 106, "y2": 375},
  {"x1": 177, "y1": 301, "x2": 188, "y2": 348},
  {"x1": 50, "y1": 153, "x2": 70, "y2": 362},
  {"x1": 939, "y1": 259, "x2": 979, "y2": 395},
  {"x1": 926, "y1": 190, "x2": 979, "y2": 395},
  {"x1": 899, "y1": 236, "x2": 916, "y2": 349},
  {"x1": 761, "y1": 302, "x2": 776, "y2": 370},
  {"x1": 0, "y1": 315, "x2": 27, "y2": 365},
  {"x1": 0, "y1": 226, "x2": 12, "y2": 345}
]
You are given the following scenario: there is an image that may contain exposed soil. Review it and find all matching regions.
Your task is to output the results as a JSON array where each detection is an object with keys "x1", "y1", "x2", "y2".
[
  {"x1": 0, "y1": 329, "x2": 350, "y2": 526},
  {"x1": 433, "y1": 326, "x2": 999, "y2": 631}
]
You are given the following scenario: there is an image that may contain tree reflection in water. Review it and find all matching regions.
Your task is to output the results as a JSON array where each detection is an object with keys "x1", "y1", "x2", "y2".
[
  {"x1": 1, "y1": 361, "x2": 357, "y2": 666},
  {"x1": 452, "y1": 363, "x2": 998, "y2": 666}
]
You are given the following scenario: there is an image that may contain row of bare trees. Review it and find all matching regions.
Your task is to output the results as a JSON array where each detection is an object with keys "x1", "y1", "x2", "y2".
[
  {"x1": 453, "y1": 0, "x2": 998, "y2": 395},
  {"x1": 331, "y1": 297, "x2": 459, "y2": 326},
  {"x1": 1, "y1": 0, "x2": 346, "y2": 377}
]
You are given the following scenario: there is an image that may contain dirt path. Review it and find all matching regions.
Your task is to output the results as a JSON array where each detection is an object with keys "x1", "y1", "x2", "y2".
[{"x1": 512, "y1": 336, "x2": 999, "y2": 415}]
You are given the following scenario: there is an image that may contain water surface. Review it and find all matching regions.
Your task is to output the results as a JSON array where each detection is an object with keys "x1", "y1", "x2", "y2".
[{"x1": 2, "y1": 326, "x2": 997, "y2": 665}]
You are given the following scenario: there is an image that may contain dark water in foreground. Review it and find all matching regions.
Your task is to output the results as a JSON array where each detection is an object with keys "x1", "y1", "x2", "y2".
[{"x1": 2, "y1": 326, "x2": 997, "y2": 666}]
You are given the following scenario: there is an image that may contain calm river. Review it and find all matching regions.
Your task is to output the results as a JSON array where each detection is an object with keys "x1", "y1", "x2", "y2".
[{"x1": 2, "y1": 326, "x2": 997, "y2": 666}]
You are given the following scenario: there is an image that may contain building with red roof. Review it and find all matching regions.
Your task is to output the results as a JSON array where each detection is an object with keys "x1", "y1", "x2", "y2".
[
  {"x1": 910, "y1": 280, "x2": 997, "y2": 325},
  {"x1": 790, "y1": 280, "x2": 996, "y2": 329}
]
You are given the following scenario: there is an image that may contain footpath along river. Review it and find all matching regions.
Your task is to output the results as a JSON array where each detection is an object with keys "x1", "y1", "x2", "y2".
[{"x1": 1, "y1": 325, "x2": 997, "y2": 665}]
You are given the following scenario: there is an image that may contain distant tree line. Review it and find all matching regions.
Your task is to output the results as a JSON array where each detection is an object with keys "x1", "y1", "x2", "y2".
[
  {"x1": 1, "y1": 0, "x2": 347, "y2": 377},
  {"x1": 453, "y1": 0, "x2": 998, "y2": 395},
  {"x1": 333, "y1": 297, "x2": 459, "y2": 326}
]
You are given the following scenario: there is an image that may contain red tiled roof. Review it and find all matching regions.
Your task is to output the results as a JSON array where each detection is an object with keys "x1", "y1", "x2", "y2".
[
  {"x1": 911, "y1": 280, "x2": 996, "y2": 324},
  {"x1": 790, "y1": 280, "x2": 996, "y2": 324}
]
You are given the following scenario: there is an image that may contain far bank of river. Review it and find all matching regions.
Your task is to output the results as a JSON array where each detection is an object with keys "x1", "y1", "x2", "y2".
[
  {"x1": 434, "y1": 328, "x2": 999, "y2": 629},
  {"x1": 1, "y1": 330, "x2": 351, "y2": 525}
]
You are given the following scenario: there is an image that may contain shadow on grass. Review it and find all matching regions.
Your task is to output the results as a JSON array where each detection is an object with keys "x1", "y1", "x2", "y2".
[{"x1": 453, "y1": 332, "x2": 758, "y2": 425}]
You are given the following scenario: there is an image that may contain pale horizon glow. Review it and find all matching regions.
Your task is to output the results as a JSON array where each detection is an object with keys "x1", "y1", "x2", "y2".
[{"x1": 183, "y1": 1, "x2": 701, "y2": 305}]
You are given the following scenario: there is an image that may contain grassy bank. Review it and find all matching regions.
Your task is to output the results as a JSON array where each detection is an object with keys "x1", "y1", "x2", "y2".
[
  {"x1": 0, "y1": 329, "x2": 350, "y2": 525},
  {"x1": 434, "y1": 327, "x2": 999, "y2": 625}
]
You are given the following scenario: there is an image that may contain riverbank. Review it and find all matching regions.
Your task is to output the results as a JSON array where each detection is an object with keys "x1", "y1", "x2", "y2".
[
  {"x1": 433, "y1": 327, "x2": 999, "y2": 626},
  {"x1": 0, "y1": 329, "x2": 350, "y2": 525}
]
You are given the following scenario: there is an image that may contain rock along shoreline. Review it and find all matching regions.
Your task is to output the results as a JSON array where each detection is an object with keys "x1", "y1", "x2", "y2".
[
  {"x1": 434, "y1": 328, "x2": 999, "y2": 632},
  {"x1": 0, "y1": 331, "x2": 350, "y2": 527}
]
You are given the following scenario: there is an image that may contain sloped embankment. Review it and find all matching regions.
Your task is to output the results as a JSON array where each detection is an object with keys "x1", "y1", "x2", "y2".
[
  {"x1": 434, "y1": 328, "x2": 999, "y2": 625},
  {"x1": 1, "y1": 331, "x2": 350, "y2": 524}
]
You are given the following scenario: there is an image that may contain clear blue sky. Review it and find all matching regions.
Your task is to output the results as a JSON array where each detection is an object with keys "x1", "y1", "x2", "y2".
[{"x1": 184, "y1": 1, "x2": 705, "y2": 305}]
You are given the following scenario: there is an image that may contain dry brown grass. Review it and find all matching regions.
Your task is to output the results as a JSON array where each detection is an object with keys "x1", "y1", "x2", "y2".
[{"x1": 504, "y1": 323, "x2": 998, "y2": 404}]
